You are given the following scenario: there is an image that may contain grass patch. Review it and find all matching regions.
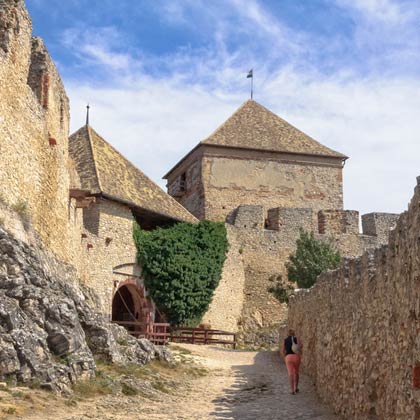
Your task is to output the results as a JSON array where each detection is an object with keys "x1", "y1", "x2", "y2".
[
  {"x1": 121, "y1": 383, "x2": 139, "y2": 396},
  {"x1": 28, "y1": 379, "x2": 42, "y2": 390},
  {"x1": 170, "y1": 345, "x2": 192, "y2": 355},
  {"x1": 116, "y1": 338, "x2": 128, "y2": 346},
  {"x1": 11, "y1": 391, "x2": 24, "y2": 398},
  {"x1": 11, "y1": 200, "x2": 28, "y2": 216},
  {"x1": 11, "y1": 200, "x2": 31, "y2": 229},
  {"x1": 95, "y1": 360, "x2": 151, "y2": 380},
  {"x1": 73, "y1": 371, "x2": 115, "y2": 398},
  {"x1": 73, "y1": 356, "x2": 208, "y2": 400},
  {"x1": 2, "y1": 406, "x2": 17, "y2": 415},
  {"x1": 151, "y1": 380, "x2": 170, "y2": 394}
]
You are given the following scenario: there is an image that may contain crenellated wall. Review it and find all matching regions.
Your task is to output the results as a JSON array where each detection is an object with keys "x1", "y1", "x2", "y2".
[
  {"x1": 285, "y1": 177, "x2": 420, "y2": 419},
  {"x1": 209, "y1": 203, "x2": 399, "y2": 346}
]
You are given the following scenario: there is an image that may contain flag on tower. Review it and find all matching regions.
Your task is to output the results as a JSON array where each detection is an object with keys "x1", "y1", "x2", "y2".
[{"x1": 247, "y1": 69, "x2": 253, "y2": 78}]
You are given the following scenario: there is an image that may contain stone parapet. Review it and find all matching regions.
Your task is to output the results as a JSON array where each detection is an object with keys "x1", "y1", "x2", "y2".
[
  {"x1": 266, "y1": 207, "x2": 313, "y2": 236},
  {"x1": 362, "y1": 212, "x2": 399, "y2": 244},
  {"x1": 318, "y1": 209, "x2": 359, "y2": 235},
  {"x1": 232, "y1": 205, "x2": 265, "y2": 229}
]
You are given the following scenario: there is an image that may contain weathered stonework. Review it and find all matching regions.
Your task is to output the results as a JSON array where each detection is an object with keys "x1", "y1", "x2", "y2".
[
  {"x1": 165, "y1": 100, "x2": 399, "y2": 338},
  {"x1": 285, "y1": 178, "x2": 420, "y2": 419},
  {"x1": 0, "y1": 1, "x2": 77, "y2": 266},
  {"x1": 201, "y1": 202, "x2": 398, "y2": 342},
  {"x1": 0, "y1": 222, "x2": 172, "y2": 391},
  {"x1": 80, "y1": 198, "x2": 139, "y2": 316},
  {"x1": 166, "y1": 146, "x2": 344, "y2": 222},
  {"x1": 201, "y1": 225, "x2": 246, "y2": 332},
  {"x1": 362, "y1": 212, "x2": 399, "y2": 243},
  {"x1": 201, "y1": 154, "x2": 344, "y2": 221}
]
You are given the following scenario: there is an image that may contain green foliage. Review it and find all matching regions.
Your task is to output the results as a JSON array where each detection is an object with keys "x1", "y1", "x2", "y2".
[
  {"x1": 11, "y1": 200, "x2": 28, "y2": 216},
  {"x1": 133, "y1": 221, "x2": 228, "y2": 326},
  {"x1": 286, "y1": 229, "x2": 341, "y2": 289},
  {"x1": 267, "y1": 274, "x2": 294, "y2": 304}
]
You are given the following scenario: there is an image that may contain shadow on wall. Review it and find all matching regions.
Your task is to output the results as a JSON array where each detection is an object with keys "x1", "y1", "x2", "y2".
[{"x1": 209, "y1": 350, "x2": 339, "y2": 420}]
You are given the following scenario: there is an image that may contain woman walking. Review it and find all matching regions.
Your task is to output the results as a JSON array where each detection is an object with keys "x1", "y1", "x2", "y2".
[{"x1": 282, "y1": 328, "x2": 302, "y2": 395}]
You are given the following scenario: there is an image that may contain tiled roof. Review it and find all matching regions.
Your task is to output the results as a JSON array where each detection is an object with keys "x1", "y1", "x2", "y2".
[
  {"x1": 69, "y1": 125, "x2": 197, "y2": 223},
  {"x1": 201, "y1": 100, "x2": 347, "y2": 158}
]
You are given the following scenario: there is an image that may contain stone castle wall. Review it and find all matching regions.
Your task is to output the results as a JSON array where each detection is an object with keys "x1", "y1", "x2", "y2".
[
  {"x1": 200, "y1": 154, "x2": 342, "y2": 221},
  {"x1": 201, "y1": 225, "x2": 246, "y2": 332},
  {"x1": 0, "y1": 0, "x2": 82, "y2": 266},
  {"x1": 81, "y1": 198, "x2": 139, "y2": 316},
  {"x1": 0, "y1": 1, "x2": 139, "y2": 318},
  {"x1": 285, "y1": 178, "x2": 420, "y2": 419},
  {"x1": 205, "y1": 204, "x2": 398, "y2": 345},
  {"x1": 167, "y1": 149, "x2": 344, "y2": 222},
  {"x1": 167, "y1": 157, "x2": 205, "y2": 220}
]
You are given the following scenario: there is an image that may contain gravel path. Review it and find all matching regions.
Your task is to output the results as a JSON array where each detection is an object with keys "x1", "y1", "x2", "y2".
[{"x1": 19, "y1": 345, "x2": 340, "y2": 420}]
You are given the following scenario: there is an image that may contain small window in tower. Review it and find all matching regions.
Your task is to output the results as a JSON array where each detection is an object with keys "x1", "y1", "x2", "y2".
[{"x1": 180, "y1": 172, "x2": 187, "y2": 191}]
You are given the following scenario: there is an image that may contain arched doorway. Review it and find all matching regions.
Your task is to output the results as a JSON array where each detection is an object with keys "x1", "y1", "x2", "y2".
[{"x1": 112, "y1": 282, "x2": 151, "y2": 334}]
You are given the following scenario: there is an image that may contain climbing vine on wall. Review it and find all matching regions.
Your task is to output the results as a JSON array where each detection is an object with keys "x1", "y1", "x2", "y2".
[{"x1": 133, "y1": 221, "x2": 228, "y2": 326}]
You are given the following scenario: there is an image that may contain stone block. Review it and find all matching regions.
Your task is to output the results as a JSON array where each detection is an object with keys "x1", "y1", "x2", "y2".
[
  {"x1": 232, "y1": 205, "x2": 264, "y2": 229},
  {"x1": 362, "y1": 212, "x2": 399, "y2": 244},
  {"x1": 318, "y1": 210, "x2": 359, "y2": 235},
  {"x1": 266, "y1": 207, "x2": 313, "y2": 234}
]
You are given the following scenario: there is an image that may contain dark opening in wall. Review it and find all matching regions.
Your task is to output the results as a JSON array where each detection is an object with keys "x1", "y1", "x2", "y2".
[
  {"x1": 59, "y1": 97, "x2": 64, "y2": 129},
  {"x1": 180, "y1": 172, "x2": 187, "y2": 191}
]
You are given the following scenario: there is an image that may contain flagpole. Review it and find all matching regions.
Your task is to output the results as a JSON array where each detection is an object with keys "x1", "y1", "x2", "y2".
[{"x1": 247, "y1": 69, "x2": 254, "y2": 100}]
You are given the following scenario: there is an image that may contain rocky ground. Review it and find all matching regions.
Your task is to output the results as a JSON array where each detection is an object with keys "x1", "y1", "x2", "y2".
[
  {"x1": 0, "y1": 226, "x2": 172, "y2": 392},
  {"x1": 0, "y1": 344, "x2": 340, "y2": 420}
]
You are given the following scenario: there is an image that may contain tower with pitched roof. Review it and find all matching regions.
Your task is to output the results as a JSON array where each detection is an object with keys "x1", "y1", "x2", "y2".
[{"x1": 164, "y1": 100, "x2": 347, "y2": 222}]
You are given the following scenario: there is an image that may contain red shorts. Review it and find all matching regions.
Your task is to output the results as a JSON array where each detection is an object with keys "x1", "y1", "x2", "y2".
[{"x1": 285, "y1": 354, "x2": 301, "y2": 376}]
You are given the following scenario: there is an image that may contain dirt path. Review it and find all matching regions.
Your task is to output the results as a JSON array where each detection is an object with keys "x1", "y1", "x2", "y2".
[{"x1": 14, "y1": 345, "x2": 339, "y2": 420}]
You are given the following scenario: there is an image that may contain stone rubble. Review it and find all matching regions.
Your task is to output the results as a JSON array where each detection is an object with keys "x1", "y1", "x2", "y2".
[{"x1": 0, "y1": 226, "x2": 172, "y2": 392}]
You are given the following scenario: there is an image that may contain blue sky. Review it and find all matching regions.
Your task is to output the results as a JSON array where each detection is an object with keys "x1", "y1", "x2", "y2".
[{"x1": 25, "y1": 0, "x2": 420, "y2": 216}]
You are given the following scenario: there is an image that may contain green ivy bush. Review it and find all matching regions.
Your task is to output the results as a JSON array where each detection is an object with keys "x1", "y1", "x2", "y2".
[{"x1": 133, "y1": 221, "x2": 228, "y2": 326}]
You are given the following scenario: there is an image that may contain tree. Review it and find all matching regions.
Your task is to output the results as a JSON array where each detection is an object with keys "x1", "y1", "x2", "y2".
[
  {"x1": 133, "y1": 221, "x2": 228, "y2": 326},
  {"x1": 286, "y1": 229, "x2": 341, "y2": 289}
]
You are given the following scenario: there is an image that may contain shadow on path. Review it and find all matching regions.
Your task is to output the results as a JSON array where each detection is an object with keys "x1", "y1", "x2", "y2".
[{"x1": 210, "y1": 350, "x2": 340, "y2": 420}]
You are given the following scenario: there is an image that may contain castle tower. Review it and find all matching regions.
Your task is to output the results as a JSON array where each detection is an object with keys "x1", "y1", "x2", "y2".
[{"x1": 164, "y1": 100, "x2": 347, "y2": 221}]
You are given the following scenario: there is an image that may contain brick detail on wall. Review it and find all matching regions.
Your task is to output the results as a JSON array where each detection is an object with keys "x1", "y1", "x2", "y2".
[{"x1": 318, "y1": 210, "x2": 359, "y2": 235}]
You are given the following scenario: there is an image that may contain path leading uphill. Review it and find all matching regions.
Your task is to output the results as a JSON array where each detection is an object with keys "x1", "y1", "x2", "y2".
[{"x1": 15, "y1": 345, "x2": 340, "y2": 420}]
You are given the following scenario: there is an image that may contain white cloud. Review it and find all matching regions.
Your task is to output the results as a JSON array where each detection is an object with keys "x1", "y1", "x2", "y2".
[
  {"x1": 337, "y1": 0, "x2": 409, "y2": 23},
  {"x1": 62, "y1": 27, "x2": 133, "y2": 72},
  {"x1": 67, "y1": 68, "x2": 420, "y2": 217},
  {"x1": 62, "y1": 0, "x2": 420, "y2": 217}
]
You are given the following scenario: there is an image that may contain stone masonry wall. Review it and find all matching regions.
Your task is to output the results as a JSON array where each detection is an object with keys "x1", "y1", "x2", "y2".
[
  {"x1": 201, "y1": 225, "x2": 246, "y2": 332},
  {"x1": 81, "y1": 198, "x2": 139, "y2": 317},
  {"x1": 362, "y1": 212, "x2": 399, "y2": 244},
  {"x1": 0, "y1": 1, "x2": 80, "y2": 266},
  {"x1": 224, "y1": 204, "x2": 397, "y2": 346},
  {"x1": 286, "y1": 178, "x2": 420, "y2": 419},
  {"x1": 201, "y1": 155, "x2": 343, "y2": 221},
  {"x1": 167, "y1": 159, "x2": 205, "y2": 220}
]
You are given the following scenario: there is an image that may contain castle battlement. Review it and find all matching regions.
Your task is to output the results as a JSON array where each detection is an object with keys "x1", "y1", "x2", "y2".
[{"x1": 231, "y1": 204, "x2": 398, "y2": 247}]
